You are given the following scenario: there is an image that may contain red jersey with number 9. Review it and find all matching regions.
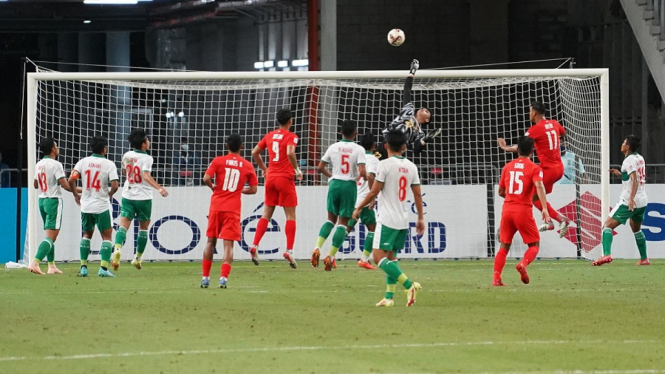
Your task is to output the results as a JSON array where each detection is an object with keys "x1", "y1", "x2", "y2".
[
  {"x1": 525, "y1": 119, "x2": 566, "y2": 168},
  {"x1": 257, "y1": 129, "x2": 299, "y2": 178},
  {"x1": 499, "y1": 157, "x2": 543, "y2": 210},
  {"x1": 206, "y1": 154, "x2": 258, "y2": 214}
]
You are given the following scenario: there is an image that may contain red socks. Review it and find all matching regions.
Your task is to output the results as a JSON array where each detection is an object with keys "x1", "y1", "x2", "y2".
[
  {"x1": 533, "y1": 200, "x2": 562, "y2": 222},
  {"x1": 253, "y1": 218, "x2": 269, "y2": 246},
  {"x1": 493, "y1": 248, "x2": 508, "y2": 278},
  {"x1": 221, "y1": 263, "x2": 231, "y2": 278},
  {"x1": 285, "y1": 220, "x2": 296, "y2": 250},
  {"x1": 521, "y1": 245, "x2": 539, "y2": 266},
  {"x1": 202, "y1": 259, "x2": 212, "y2": 277}
]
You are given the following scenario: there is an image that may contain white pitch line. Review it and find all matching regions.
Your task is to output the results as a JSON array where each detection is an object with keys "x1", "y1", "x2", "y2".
[{"x1": 0, "y1": 339, "x2": 660, "y2": 363}]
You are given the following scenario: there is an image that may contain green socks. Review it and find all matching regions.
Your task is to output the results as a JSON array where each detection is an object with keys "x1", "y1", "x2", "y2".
[
  {"x1": 137, "y1": 230, "x2": 148, "y2": 258},
  {"x1": 602, "y1": 228, "x2": 613, "y2": 256},
  {"x1": 100, "y1": 240, "x2": 113, "y2": 268},
  {"x1": 115, "y1": 227, "x2": 127, "y2": 249},
  {"x1": 635, "y1": 231, "x2": 648, "y2": 260},
  {"x1": 385, "y1": 275, "x2": 397, "y2": 299},
  {"x1": 362, "y1": 232, "x2": 374, "y2": 261},
  {"x1": 80, "y1": 238, "x2": 91, "y2": 266},
  {"x1": 34, "y1": 238, "x2": 54, "y2": 262},
  {"x1": 329, "y1": 226, "x2": 348, "y2": 257},
  {"x1": 316, "y1": 221, "x2": 334, "y2": 248},
  {"x1": 47, "y1": 242, "x2": 55, "y2": 263},
  {"x1": 378, "y1": 257, "x2": 412, "y2": 289}
]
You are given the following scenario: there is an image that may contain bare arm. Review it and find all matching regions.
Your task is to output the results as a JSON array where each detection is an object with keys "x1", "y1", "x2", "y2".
[
  {"x1": 58, "y1": 177, "x2": 73, "y2": 192},
  {"x1": 498, "y1": 186, "x2": 506, "y2": 198},
  {"x1": 242, "y1": 185, "x2": 258, "y2": 195},
  {"x1": 358, "y1": 164, "x2": 367, "y2": 180},
  {"x1": 317, "y1": 161, "x2": 332, "y2": 178},
  {"x1": 629, "y1": 172, "x2": 639, "y2": 210},
  {"x1": 33, "y1": 179, "x2": 38, "y2": 189},
  {"x1": 67, "y1": 173, "x2": 80, "y2": 205},
  {"x1": 142, "y1": 171, "x2": 168, "y2": 197},
  {"x1": 203, "y1": 174, "x2": 214, "y2": 192},
  {"x1": 534, "y1": 180, "x2": 551, "y2": 222},
  {"x1": 286, "y1": 145, "x2": 303, "y2": 180},
  {"x1": 411, "y1": 184, "x2": 425, "y2": 236},
  {"x1": 498, "y1": 138, "x2": 518, "y2": 153},
  {"x1": 109, "y1": 180, "x2": 119, "y2": 198},
  {"x1": 252, "y1": 145, "x2": 267, "y2": 178}
]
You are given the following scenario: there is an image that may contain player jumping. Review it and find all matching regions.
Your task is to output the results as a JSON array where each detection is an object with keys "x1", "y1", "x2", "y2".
[
  {"x1": 201, "y1": 134, "x2": 258, "y2": 288},
  {"x1": 494, "y1": 137, "x2": 551, "y2": 286},
  {"x1": 250, "y1": 108, "x2": 303, "y2": 268}
]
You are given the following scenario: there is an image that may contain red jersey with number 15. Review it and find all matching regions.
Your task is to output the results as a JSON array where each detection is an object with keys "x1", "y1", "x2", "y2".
[
  {"x1": 499, "y1": 157, "x2": 543, "y2": 210},
  {"x1": 206, "y1": 154, "x2": 258, "y2": 214},
  {"x1": 257, "y1": 129, "x2": 299, "y2": 178},
  {"x1": 525, "y1": 119, "x2": 566, "y2": 167}
]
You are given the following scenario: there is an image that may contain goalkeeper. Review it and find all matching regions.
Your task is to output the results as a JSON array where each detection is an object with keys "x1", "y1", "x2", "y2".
[{"x1": 380, "y1": 59, "x2": 441, "y2": 158}]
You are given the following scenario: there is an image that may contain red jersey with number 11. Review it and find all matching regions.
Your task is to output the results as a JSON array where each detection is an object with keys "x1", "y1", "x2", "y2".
[
  {"x1": 206, "y1": 154, "x2": 258, "y2": 214},
  {"x1": 499, "y1": 157, "x2": 543, "y2": 210},
  {"x1": 257, "y1": 129, "x2": 299, "y2": 178},
  {"x1": 525, "y1": 119, "x2": 566, "y2": 167}
]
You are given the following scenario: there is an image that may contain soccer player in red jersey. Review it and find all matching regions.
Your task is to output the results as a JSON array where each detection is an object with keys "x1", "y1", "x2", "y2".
[
  {"x1": 201, "y1": 134, "x2": 258, "y2": 289},
  {"x1": 498, "y1": 101, "x2": 571, "y2": 237},
  {"x1": 494, "y1": 137, "x2": 551, "y2": 286},
  {"x1": 250, "y1": 108, "x2": 303, "y2": 268}
]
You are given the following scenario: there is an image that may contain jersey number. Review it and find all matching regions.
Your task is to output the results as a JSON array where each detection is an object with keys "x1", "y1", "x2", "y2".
[
  {"x1": 85, "y1": 170, "x2": 101, "y2": 191},
  {"x1": 272, "y1": 142, "x2": 280, "y2": 162},
  {"x1": 546, "y1": 130, "x2": 559, "y2": 150},
  {"x1": 637, "y1": 166, "x2": 646, "y2": 185},
  {"x1": 398, "y1": 176, "x2": 407, "y2": 201},
  {"x1": 37, "y1": 172, "x2": 48, "y2": 193},
  {"x1": 126, "y1": 165, "x2": 143, "y2": 184},
  {"x1": 222, "y1": 168, "x2": 241, "y2": 192},
  {"x1": 341, "y1": 154, "x2": 350, "y2": 174},
  {"x1": 508, "y1": 171, "x2": 524, "y2": 194}
]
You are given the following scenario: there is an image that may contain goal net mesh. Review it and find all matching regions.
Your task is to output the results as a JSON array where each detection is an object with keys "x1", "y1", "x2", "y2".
[{"x1": 27, "y1": 70, "x2": 604, "y2": 263}]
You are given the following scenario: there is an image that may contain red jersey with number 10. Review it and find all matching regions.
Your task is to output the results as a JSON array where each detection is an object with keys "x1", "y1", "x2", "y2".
[
  {"x1": 206, "y1": 154, "x2": 258, "y2": 214},
  {"x1": 257, "y1": 129, "x2": 299, "y2": 178},
  {"x1": 525, "y1": 119, "x2": 566, "y2": 167},
  {"x1": 499, "y1": 157, "x2": 543, "y2": 209}
]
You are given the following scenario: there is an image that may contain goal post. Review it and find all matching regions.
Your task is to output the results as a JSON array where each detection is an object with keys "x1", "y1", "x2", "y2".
[{"x1": 24, "y1": 68, "x2": 609, "y2": 264}]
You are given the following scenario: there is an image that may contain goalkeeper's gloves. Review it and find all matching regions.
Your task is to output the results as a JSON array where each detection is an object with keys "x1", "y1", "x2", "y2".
[
  {"x1": 422, "y1": 128, "x2": 442, "y2": 144},
  {"x1": 409, "y1": 59, "x2": 419, "y2": 75}
]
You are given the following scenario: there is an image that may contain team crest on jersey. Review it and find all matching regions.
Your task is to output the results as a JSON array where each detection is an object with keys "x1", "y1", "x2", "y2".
[{"x1": 404, "y1": 120, "x2": 414, "y2": 128}]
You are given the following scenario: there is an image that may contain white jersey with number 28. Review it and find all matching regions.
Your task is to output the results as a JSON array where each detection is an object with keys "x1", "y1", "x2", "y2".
[{"x1": 121, "y1": 150, "x2": 154, "y2": 201}]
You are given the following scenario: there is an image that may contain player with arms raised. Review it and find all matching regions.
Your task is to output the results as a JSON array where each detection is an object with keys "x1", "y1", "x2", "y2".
[
  {"x1": 68, "y1": 136, "x2": 119, "y2": 277},
  {"x1": 498, "y1": 101, "x2": 571, "y2": 236},
  {"x1": 111, "y1": 129, "x2": 168, "y2": 270},
  {"x1": 593, "y1": 135, "x2": 649, "y2": 266},
  {"x1": 494, "y1": 137, "x2": 550, "y2": 286},
  {"x1": 353, "y1": 129, "x2": 424, "y2": 307},
  {"x1": 310, "y1": 120, "x2": 366, "y2": 271},
  {"x1": 201, "y1": 134, "x2": 258, "y2": 288},
  {"x1": 28, "y1": 137, "x2": 74, "y2": 275},
  {"x1": 250, "y1": 108, "x2": 302, "y2": 268}
]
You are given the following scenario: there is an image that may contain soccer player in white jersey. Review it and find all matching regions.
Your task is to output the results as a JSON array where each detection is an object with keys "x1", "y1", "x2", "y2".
[
  {"x1": 111, "y1": 129, "x2": 168, "y2": 270},
  {"x1": 28, "y1": 137, "x2": 74, "y2": 275},
  {"x1": 593, "y1": 135, "x2": 650, "y2": 266},
  {"x1": 353, "y1": 129, "x2": 424, "y2": 307},
  {"x1": 346, "y1": 133, "x2": 380, "y2": 270},
  {"x1": 68, "y1": 136, "x2": 119, "y2": 277},
  {"x1": 311, "y1": 120, "x2": 367, "y2": 271}
]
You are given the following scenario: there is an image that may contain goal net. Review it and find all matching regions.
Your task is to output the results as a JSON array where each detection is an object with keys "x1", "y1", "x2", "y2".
[{"x1": 25, "y1": 68, "x2": 609, "y2": 264}]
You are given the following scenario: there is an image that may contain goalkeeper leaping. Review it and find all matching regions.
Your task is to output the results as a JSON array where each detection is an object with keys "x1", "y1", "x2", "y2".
[{"x1": 380, "y1": 59, "x2": 441, "y2": 158}]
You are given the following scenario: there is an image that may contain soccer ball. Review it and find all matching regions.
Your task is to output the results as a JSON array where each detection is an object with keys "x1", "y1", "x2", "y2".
[{"x1": 387, "y1": 29, "x2": 405, "y2": 46}]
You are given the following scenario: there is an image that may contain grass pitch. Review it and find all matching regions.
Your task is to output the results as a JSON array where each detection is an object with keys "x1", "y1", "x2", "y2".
[{"x1": 1, "y1": 259, "x2": 664, "y2": 374}]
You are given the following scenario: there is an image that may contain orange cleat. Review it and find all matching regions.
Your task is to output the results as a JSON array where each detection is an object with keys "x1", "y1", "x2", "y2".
[
  {"x1": 637, "y1": 258, "x2": 651, "y2": 266},
  {"x1": 332, "y1": 258, "x2": 337, "y2": 269},
  {"x1": 358, "y1": 260, "x2": 376, "y2": 270},
  {"x1": 283, "y1": 251, "x2": 297, "y2": 269},
  {"x1": 592, "y1": 255, "x2": 613, "y2": 267},
  {"x1": 492, "y1": 279, "x2": 505, "y2": 287},
  {"x1": 310, "y1": 248, "x2": 320, "y2": 268},
  {"x1": 323, "y1": 256, "x2": 333, "y2": 272},
  {"x1": 515, "y1": 263, "x2": 529, "y2": 284},
  {"x1": 28, "y1": 262, "x2": 44, "y2": 275}
]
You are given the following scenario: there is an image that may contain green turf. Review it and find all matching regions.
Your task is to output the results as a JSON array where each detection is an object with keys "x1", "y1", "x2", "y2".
[{"x1": 1, "y1": 259, "x2": 664, "y2": 373}]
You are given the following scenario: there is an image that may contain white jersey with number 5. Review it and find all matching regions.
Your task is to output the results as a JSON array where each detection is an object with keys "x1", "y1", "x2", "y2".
[
  {"x1": 73, "y1": 155, "x2": 119, "y2": 214},
  {"x1": 34, "y1": 157, "x2": 66, "y2": 198},
  {"x1": 321, "y1": 140, "x2": 366, "y2": 181},
  {"x1": 375, "y1": 156, "x2": 420, "y2": 230},
  {"x1": 620, "y1": 153, "x2": 647, "y2": 208},
  {"x1": 121, "y1": 150, "x2": 154, "y2": 201},
  {"x1": 356, "y1": 152, "x2": 380, "y2": 206}
]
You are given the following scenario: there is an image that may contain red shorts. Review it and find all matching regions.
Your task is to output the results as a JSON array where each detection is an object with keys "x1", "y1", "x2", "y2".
[
  {"x1": 206, "y1": 211, "x2": 241, "y2": 241},
  {"x1": 499, "y1": 208, "x2": 540, "y2": 245},
  {"x1": 265, "y1": 176, "x2": 297, "y2": 207},
  {"x1": 541, "y1": 164, "x2": 564, "y2": 194}
]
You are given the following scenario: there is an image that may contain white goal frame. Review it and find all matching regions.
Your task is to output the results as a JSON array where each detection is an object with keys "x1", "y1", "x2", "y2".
[{"x1": 26, "y1": 69, "x2": 610, "y2": 261}]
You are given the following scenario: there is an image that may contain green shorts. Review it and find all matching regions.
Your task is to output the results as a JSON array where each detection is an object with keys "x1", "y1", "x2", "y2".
[
  {"x1": 120, "y1": 198, "x2": 152, "y2": 222},
  {"x1": 610, "y1": 202, "x2": 647, "y2": 225},
  {"x1": 82, "y1": 210, "x2": 113, "y2": 232},
  {"x1": 348, "y1": 206, "x2": 376, "y2": 227},
  {"x1": 39, "y1": 198, "x2": 63, "y2": 230},
  {"x1": 373, "y1": 223, "x2": 408, "y2": 252},
  {"x1": 327, "y1": 179, "x2": 357, "y2": 218}
]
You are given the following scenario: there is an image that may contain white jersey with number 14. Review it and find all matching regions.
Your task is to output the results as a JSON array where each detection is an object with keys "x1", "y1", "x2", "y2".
[
  {"x1": 73, "y1": 155, "x2": 119, "y2": 214},
  {"x1": 121, "y1": 150, "x2": 154, "y2": 201},
  {"x1": 375, "y1": 156, "x2": 420, "y2": 230}
]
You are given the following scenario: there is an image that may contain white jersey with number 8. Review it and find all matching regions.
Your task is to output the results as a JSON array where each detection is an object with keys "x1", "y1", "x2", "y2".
[
  {"x1": 121, "y1": 150, "x2": 154, "y2": 201},
  {"x1": 375, "y1": 156, "x2": 420, "y2": 230},
  {"x1": 73, "y1": 155, "x2": 119, "y2": 214}
]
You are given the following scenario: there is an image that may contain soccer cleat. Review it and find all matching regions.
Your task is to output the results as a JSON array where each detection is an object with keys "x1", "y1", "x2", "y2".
[
  {"x1": 78, "y1": 266, "x2": 88, "y2": 277},
  {"x1": 538, "y1": 223, "x2": 555, "y2": 232},
  {"x1": 376, "y1": 298, "x2": 395, "y2": 307},
  {"x1": 283, "y1": 251, "x2": 297, "y2": 269},
  {"x1": 311, "y1": 248, "x2": 320, "y2": 268},
  {"x1": 111, "y1": 249, "x2": 121, "y2": 271},
  {"x1": 332, "y1": 258, "x2": 337, "y2": 269},
  {"x1": 559, "y1": 219, "x2": 571, "y2": 238},
  {"x1": 131, "y1": 258, "x2": 142, "y2": 270},
  {"x1": 249, "y1": 245, "x2": 260, "y2": 266},
  {"x1": 97, "y1": 268, "x2": 115, "y2": 278},
  {"x1": 28, "y1": 262, "x2": 44, "y2": 275},
  {"x1": 200, "y1": 278, "x2": 210, "y2": 288},
  {"x1": 637, "y1": 258, "x2": 651, "y2": 266},
  {"x1": 492, "y1": 279, "x2": 505, "y2": 287},
  {"x1": 323, "y1": 256, "x2": 333, "y2": 272},
  {"x1": 592, "y1": 255, "x2": 613, "y2": 267},
  {"x1": 406, "y1": 282, "x2": 422, "y2": 307},
  {"x1": 515, "y1": 263, "x2": 529, "y2": 284},
  {"x1": 358, "y1": 260, "x2": 376, "y2": 270},
  {"x1": 47, "y1": 265, "x2": 63, "y2": 275},
  {"x1": 218, "y1": 277, "x2": 228, "y2": 289}
]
